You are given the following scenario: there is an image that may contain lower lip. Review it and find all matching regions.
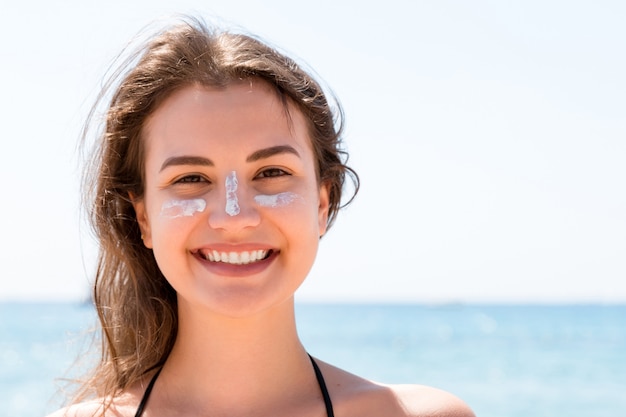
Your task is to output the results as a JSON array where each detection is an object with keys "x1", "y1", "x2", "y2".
[{"x1": 192, "y1": 250, "x2": 278, "y2": 277}]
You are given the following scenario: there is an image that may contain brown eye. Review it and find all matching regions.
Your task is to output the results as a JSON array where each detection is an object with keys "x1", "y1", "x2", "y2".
[
  {"x1": 174, "y1": 175, "x2": 209, "y2": 184},
  {"x1": 257, "y1": 168, "x2": 289, "y2": 179}
]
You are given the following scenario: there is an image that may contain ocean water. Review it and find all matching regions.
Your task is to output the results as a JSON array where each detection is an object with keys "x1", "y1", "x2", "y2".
[{"x1": 1, "y1": 302, "x2": 624, "y2": 417}]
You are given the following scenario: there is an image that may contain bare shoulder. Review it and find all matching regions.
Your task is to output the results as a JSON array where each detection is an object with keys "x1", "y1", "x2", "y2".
[
  {"x1": 315, "y1": 359, "x2": 475, "y2": 417},
  {"x1": 45, "y1": 393, "x2": 139, "y2": 417},
  {"x1": 386, "y1": 384, "x2": 475, "y2": 417},
  {"x1": 46, "y1": 400, "x2": 105, "y2": 417}
]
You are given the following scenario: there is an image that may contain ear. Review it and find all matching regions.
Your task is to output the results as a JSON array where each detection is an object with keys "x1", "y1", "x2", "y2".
[
  {"x1": 130, "y1": 193, "x2": 153, "y2": 248},
  {"x1": 318, "y1": 182, "x2": 331, "y2": 237}
]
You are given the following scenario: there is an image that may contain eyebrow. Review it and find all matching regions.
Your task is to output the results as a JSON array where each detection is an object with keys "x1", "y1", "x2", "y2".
[
  {"x1": 159, "y1": 145, "x2": 300, "y2": 172},
  {"x1": 246, "y1": 145, "x2": 300, "y2": 162},
  {"x1": 159, "y1": 156, "x2": 214, "y2": 172}
]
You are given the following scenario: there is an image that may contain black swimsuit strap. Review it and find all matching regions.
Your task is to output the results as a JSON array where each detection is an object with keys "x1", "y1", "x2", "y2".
[
  {"x1": 133, "y1": 367, "x2": 162, "y2": 417},
  {"x1": 134, "y1": 354, "x2": 334, "y2": 417},
  {"x1": 308, "y1": 354, "x2": 335, "y2": 417}
]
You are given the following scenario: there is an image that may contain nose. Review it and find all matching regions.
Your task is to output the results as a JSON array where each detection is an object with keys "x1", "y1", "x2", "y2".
[{"x1": 207, "y1": 172, "x2": 261, "y2": 231}]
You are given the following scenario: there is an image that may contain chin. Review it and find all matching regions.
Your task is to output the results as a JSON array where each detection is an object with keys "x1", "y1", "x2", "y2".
[{"x1": 177, "y1": 287, "x2": 297, "y2": 320}]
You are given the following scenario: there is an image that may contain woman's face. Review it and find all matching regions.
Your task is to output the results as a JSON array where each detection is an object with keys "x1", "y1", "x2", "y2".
[{"x1": 133, "y1": 80, "x2": 329, "y2": 317}]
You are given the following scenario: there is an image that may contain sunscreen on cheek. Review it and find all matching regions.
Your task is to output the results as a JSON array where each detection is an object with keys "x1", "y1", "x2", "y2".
[
  {"x1": 160, "y1": 198, "x2": 207, "y2": 218},
  {"x1": 254, "y1": 192, "x2": 303, "y2": 208},
  {"x1": 225, "y1": 171, "x2": 240, "y2": 216}
]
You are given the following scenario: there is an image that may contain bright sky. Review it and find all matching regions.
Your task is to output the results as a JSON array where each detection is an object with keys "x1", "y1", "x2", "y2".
[{"x1": 1, "y1": 1, "x2": 624, "y2": 303}]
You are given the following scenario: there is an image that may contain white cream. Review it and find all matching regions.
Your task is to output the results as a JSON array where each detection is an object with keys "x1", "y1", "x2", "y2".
[
  {"x1": 254, "y1": 192, "x2": 303, "y2": 208},
  {"x1": 160, "y1": 198, "x2": 207, "y2": 218},
  {"x1": 225, "y1": 171, "x2": 240, "y2": 216}
]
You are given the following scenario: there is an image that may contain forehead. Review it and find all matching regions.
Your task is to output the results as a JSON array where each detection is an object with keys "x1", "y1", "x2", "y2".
[{"x1": 141, "y1": 79, "x2": 314, "y2": 162}]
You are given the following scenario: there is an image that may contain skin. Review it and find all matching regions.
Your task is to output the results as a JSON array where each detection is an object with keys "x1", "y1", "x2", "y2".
[{"x1": 49, "y1": 80, "x2": 474, "y2": 417}]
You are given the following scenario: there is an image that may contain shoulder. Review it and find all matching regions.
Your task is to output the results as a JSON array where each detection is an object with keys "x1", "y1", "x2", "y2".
[
  {"x1": 315, "y1": 359, "x2": 475, "y2": 417},
  {"x1": 386, "y1": 384, "x2": 475, "y2": 417},
  {"x1": 46, "y1": 401, "x2": 105, "y2": 417},
  {"x1": 46, "y1": 375, "x2": 151, "y2": 417},
  {"x1": 45, "y1": 394, "x2": 139, "y2": 417}
]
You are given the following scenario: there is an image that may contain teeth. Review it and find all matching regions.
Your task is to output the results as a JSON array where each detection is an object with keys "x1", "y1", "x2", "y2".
[{"x1": 205, "y1": 250, "x2": 268, "y2": 265}]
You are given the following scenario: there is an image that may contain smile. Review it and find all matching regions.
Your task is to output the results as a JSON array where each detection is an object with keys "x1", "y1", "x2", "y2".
[{"x1": 198, "y1": 249, "x2": 272, "y2": 265}]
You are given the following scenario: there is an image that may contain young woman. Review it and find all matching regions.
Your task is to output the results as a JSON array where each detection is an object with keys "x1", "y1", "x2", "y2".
[{"x1": 50, "y1": 16, "x2": 474, "y2": 417}]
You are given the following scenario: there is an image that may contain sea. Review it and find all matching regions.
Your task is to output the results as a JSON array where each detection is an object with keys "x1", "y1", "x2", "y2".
[{"x1": 1, "y1": 302, "x2": 624, "y2": 417}]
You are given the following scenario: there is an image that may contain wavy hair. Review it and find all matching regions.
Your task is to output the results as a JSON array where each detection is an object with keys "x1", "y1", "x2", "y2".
[{"x1": 76, "y1": 16, "x2": 358, "y2": 403}]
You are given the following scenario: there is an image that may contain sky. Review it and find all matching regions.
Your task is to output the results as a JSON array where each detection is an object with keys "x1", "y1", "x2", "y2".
[{"x1": 1, "y1": 0, "x2": 624, "y2": 303}]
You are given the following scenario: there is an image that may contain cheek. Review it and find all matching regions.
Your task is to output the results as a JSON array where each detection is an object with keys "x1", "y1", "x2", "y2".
[
  {"x1": 150, "y1": 198, "x2": 208, "y2": 241},
  {"x1": 254, "y1": 190, "x2": 310, "y2": 217},
  {"x1": 257, "y1": 193, "x2": 320, "y2": 234},
  {"x1": 160, "y1": 198, "x2": 207, "y2": 218},
  {"x1": 253, "y1": 192, "x2": 304, "y2": 208}
]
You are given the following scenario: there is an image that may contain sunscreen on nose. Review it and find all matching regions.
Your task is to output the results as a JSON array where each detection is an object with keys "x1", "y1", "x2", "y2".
[
  {"x1": 160, "y1": 198, "x2": 207, "y2": 218},
  {"x1": 225, "y1": 171, "x2": 240, "y2": 216}
]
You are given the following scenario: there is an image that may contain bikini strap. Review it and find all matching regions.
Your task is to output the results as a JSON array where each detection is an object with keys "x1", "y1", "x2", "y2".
[
  {"x1": 308, "y1": 354, "x2": 335, "y2": 417},
  {"x1": 133, "y1": 367, "x2": 162, "y2": 417}
]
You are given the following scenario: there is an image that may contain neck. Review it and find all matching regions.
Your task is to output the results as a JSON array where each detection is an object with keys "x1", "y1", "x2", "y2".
[{"x1": 155, "y1": 296, "x2": 317, "y2": 415}]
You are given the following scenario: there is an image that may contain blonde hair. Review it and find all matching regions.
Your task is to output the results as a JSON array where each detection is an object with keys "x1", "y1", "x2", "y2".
[{"x1": 77, "y1": 16, "x2": 358, "y2": 403}]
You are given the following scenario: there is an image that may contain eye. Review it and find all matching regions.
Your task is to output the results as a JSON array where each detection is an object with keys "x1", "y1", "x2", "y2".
[
  {"x1": 173, "y1": 174, "x2": 209, "y2": 184},
  {"x1": 256, "y1": 168, "x2": 290, "y2": 179}
]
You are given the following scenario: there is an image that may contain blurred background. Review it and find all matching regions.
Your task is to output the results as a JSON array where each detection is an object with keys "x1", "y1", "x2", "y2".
[{"x1": 1, "y1": 1, "x2": 624, "y2": 416}]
